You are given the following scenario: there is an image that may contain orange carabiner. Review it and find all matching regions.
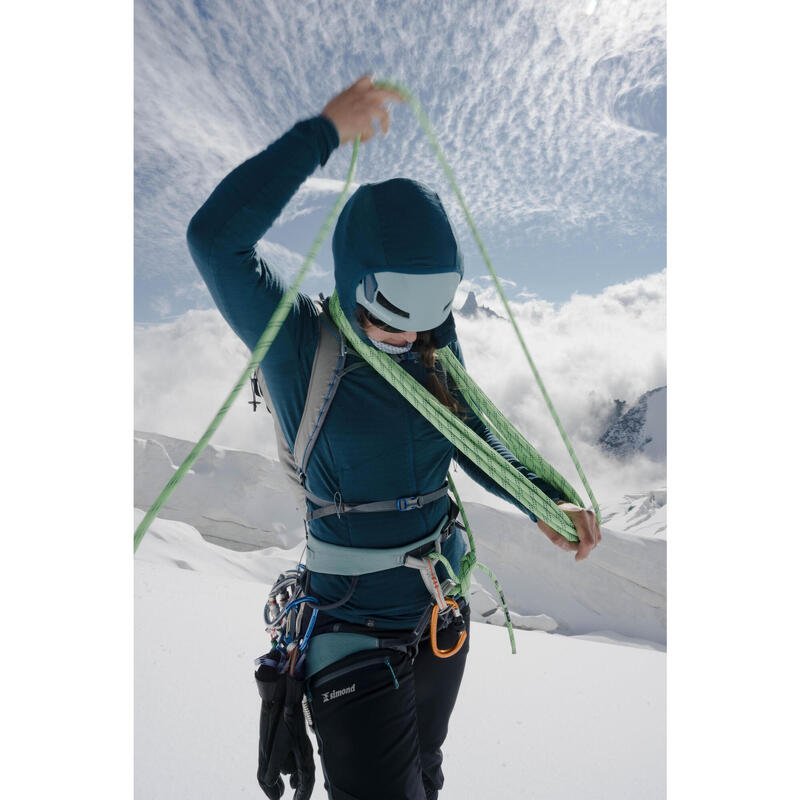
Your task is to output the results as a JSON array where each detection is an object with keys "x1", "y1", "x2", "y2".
[{"x1": 430, "y1": 597, "x2": 467, "y2": 658}]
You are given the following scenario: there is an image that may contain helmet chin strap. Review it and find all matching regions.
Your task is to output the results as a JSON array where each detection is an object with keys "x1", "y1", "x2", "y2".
[{"x1": 367, "y1": 336, "x2": 414, "y2": 355}]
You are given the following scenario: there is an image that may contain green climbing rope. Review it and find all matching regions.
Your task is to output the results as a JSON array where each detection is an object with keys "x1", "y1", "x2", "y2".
[
  {"x1": 440, "y1": 471, "x2": 518, "y2": 654},
  {"x1": 329, "y1": 291, "x2": 580, "y2": 542},
  {"x1": 375, "y1": 79, "x2": 600, "y2": 522},
  {"x1": 133, "y1": 139, "x2": 361, "y2": 552},
  {"x1": 135, "y1": 77, "x2": 599, "y2": 579}
]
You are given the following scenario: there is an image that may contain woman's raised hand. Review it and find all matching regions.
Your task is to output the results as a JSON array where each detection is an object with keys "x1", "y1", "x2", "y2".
[{"x1": 321, "y1": 74, "x2": 407, "y2": 145}]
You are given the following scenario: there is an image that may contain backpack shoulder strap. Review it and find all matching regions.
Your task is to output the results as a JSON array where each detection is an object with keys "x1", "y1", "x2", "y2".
[
  {"x1": 253, "y1": 298, "x2": 348, "y2": 498},
  {"x1": 292, "y1": 298, "x2": 347, "y2": 482},
  {"x1": 254, "y1": 365, "x2": 306, "y2": 510}
]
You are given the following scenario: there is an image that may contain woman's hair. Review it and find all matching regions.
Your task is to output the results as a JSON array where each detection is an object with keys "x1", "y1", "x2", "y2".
[{"x1": 356, "y1": 306, "x2": 466, "y2": 418}]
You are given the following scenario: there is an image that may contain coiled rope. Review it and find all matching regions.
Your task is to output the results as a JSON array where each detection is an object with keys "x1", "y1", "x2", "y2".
[
  {"x1": 374, "y1": 78, "x2": 600, "y2": 524},
  {"x1": 329, "y1": 292, "x2": 583, "y2": 541}
]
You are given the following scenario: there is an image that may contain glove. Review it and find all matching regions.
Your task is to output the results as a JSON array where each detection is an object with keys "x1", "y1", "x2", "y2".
[{"x1": 255, "y1": 650, "x2": 315, "y2": 800}]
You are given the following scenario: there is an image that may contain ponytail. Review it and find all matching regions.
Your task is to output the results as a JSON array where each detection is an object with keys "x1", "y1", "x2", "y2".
[{"x1": 415, "y1": 332, "x2": 467, "y2": 419}]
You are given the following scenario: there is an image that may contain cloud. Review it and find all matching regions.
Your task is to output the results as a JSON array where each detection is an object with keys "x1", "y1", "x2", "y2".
[
  {"x1": 134, "y1": 309, "x2": 280, "y2": 460},
  {"x1": 150, "y1": 295, "x2": 172, "y2": 318},
  {"x1": 452, "y1": 270, "x2": 666, "y2": 505},
  {"x1": 174, "y1": 279, "x2": 212, "y2": 302},
  {"x1": 255, "y1": 241, "x2": 329, "y2": 281},
  {"x1": 135, "y1": 271, "x2": 665, "y2": 508},
  {"x1": 476, "y1": 275, "x2": 517, "y2": 288},
  {"x1": 271, "y1": 177, "x2": 360, "y2": 228},
  {"x1": 135, "y1": 0, "x2": 665, "y2": 307},
  {"x1": 134, "y1": 0, "x2": 665, "y2": 507},
  {"x1": 300, "y1": 177, "x2": 361, "y2": 196}
]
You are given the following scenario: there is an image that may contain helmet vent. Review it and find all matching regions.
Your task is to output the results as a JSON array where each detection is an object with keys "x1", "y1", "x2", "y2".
[
  {"x1": 376, "y1": 291, "x2": 410, "y2": 319},
  {"x1": 363, "y1": 273, "x2": 378, "y2": 302}
]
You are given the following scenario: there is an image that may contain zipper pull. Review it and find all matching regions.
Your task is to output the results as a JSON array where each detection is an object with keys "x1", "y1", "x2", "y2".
[{"x1": 384, "y1": 657, "x2": 399, "y2": 690}]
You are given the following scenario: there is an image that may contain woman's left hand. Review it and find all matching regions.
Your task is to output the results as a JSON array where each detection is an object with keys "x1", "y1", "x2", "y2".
[{"x1": 537, "y1": 502, "x2": 601, "y2": 561}]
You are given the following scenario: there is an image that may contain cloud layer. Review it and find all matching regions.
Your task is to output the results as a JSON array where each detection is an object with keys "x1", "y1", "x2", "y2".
[
  {"x1": 452, "y1": 271, "x2": 666, "y2": 505},
  {"x1": 135, "y1": 0, "x2": 665, "y2": 318},
  {"x1": 135, "y1": 270, "x2": 666, "y2": 509}
]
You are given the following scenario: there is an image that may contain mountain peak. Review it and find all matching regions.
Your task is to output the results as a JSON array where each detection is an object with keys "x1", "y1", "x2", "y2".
[
  {"x1": 599, "y1": 386, "x2": 666, "y2": 460},
  {"x1": 458, "y1": 290, "x2": 503, "y2": 319}
]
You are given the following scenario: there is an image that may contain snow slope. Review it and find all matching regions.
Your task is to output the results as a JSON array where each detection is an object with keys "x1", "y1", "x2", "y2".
[
  {"x1": 600, "y1": 489, "x2": 667, "y2": 537},
  {"x1": 466, "y1": 503, "x2": 665, "y2": 643},
  {"x1": 135, "y1": 433, "x2": 666, "y2": 644},
  {"x1": 135, "y1": 512, "x2": 665, "y2": 800},
  {"x1": 135, "y1": 431, "x2": 305, "y2": 550}
]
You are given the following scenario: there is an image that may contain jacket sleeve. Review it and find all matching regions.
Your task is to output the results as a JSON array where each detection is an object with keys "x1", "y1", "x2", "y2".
[
  {"x1": 447, "y1": 340, "x2": 563, "y2": 523},
  {"x1": 185, "y1": 115, "x2": 340, "y2": 360}
]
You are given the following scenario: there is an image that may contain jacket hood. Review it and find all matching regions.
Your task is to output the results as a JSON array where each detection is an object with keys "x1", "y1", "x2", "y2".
[{"x1": 332, "y1": 178, "x2": 463, "y2": 347}]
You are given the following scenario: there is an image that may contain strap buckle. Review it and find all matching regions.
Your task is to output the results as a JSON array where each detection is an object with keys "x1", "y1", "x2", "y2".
[
  {"x1": 396, "y1": 495, "x2": 423, "y2": 511},
  {"x1": 249, "y1": 372, "x2": 262, "y2": 412}
]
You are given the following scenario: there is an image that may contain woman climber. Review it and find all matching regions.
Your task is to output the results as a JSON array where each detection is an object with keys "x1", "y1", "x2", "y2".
[{"x1": 187, "y1": 74, "x2": 600, "y2": 800}]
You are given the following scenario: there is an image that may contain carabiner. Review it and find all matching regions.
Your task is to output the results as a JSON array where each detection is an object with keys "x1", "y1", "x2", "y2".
[{"x1": 430, "y1": 597, "x2": 467, "y2": 659}]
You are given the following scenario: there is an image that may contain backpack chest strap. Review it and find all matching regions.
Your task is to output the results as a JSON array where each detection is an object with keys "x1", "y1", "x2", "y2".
[{"x1": 304, "y1": 484, "x2": 449, "y2": 521}]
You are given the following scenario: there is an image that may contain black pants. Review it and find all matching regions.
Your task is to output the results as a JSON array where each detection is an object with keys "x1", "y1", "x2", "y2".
[{"x1": 306, "y1": 605, "x2": 470, "y2": 800}]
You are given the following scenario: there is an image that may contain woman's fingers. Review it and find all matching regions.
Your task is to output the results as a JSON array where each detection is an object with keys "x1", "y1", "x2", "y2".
[
  {"x1": 322, "y1": 75, "x2": 406, "y2": 145},
  {"x1": 357, "y1": 97, "x2": 393, "y2": 141},
  {"x1": 537, "y1": 519, "x2": 579, "y2": 552},
  {"x1": 357, "y1": 73, "x2": 407, "y2": 102},
  {"x1": 377, "y1": 105, "x2": 390, "y2": 135},
  {"x1": 540, "y1": 504, "x2": 601, "y2": 561},
  {"x1": 573, "y1": 509, "x2": 600, "y2": 562},
  {"x1": 373, "y1": 87, "x2": 407, "y2": 104}
]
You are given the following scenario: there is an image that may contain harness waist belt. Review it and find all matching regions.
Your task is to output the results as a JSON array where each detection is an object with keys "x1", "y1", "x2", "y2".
[{"x1": 305, "y1": 513, "x2": 451, "y2": 576}]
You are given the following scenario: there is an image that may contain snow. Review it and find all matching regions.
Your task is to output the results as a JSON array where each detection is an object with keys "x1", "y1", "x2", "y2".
[
  {"x1": 600, "y1": 489, "x2": 667, "y2": 538},
  {"x1": 135, "y1": 433, "x2": 666, "y2": 643},
  {"x1": 135, "y1": 429, "x2": 666, "y2": 799},
  {"x1": 135, "y1": 431, "x2": 305, "y2": 551},
  {"x1": 464, "y1": 503, "x2": 665, "y2": 643}
]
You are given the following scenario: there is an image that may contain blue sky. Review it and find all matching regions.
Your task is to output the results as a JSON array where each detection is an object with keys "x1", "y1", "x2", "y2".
[{"x1": 135, "y1": 0, "x2": 665, "y2": 323}]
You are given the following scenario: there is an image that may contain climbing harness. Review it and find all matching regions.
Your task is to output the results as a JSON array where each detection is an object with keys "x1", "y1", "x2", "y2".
[
  {"x1": 134, "y1": 77, "x2": 600, "y2": 658},
  {"x1": 257, "y1": 511, "x2": 469, "y2": 677}
]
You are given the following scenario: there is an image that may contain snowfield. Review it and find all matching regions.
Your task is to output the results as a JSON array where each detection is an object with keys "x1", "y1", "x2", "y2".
[
  {"x1": 135, "y1": 432, "x2": 666, "y2": 799},
  {"x1": 135, "y1": 513, "x2": 664, "y2": 800}
]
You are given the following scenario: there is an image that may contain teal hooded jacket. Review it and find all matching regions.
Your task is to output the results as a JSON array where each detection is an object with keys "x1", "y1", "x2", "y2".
[{"x1": 187, "y1": 116, "x2": 563, "y2": 628}]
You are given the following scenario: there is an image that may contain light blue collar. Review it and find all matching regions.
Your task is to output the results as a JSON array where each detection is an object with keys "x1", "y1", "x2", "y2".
[{"x1": 368, "y1": 337, "x2": 413, "y2": 355}]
